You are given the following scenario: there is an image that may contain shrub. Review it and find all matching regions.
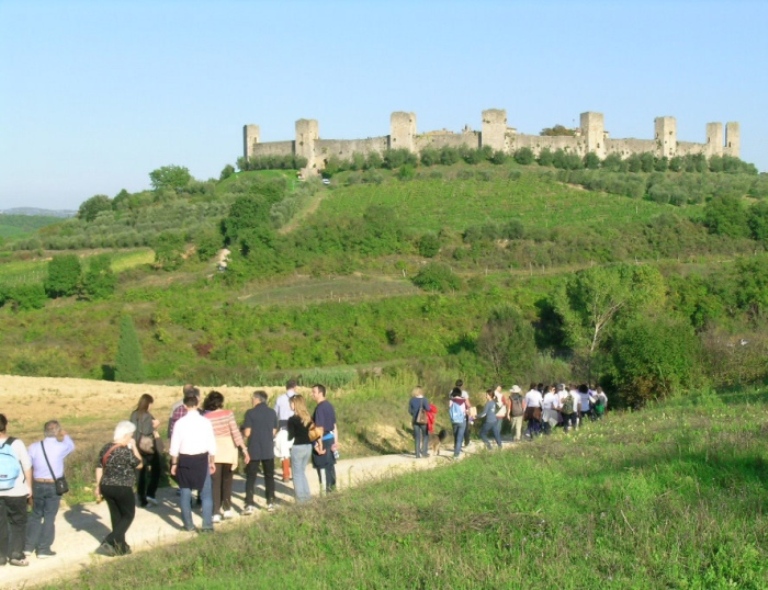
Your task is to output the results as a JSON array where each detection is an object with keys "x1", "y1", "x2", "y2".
[
  {"x1": 81, "y1": 254, "x2": 116, "y2": 300},
  {"x1": 477, "y1": 306, "x2": 536, "y2": 380},
  {"x1": 411, "y1": 262, "x2": 462, "y2": 293},
  {"x1": 44, "y1": 254, "x2": 82, "y2": 298},
  {"x1": 418, "y1": 234, "x2": 440, "y2": 258},
  {"x1": 513, "y1": 148, "x2": 535, "y2": 165}
]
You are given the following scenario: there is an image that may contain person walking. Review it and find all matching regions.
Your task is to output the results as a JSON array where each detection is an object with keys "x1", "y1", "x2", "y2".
[
  {"x1": 129, "y1": 394, "x2": 162, "y2": 508},
  {"x1": 478, "y1": 389, "x2": 504, "y2": 450},
  {"x1": 286, "y1": 394, "x2": 314, "y2": 503},
  {"x1": 25, "y1": 420, "x2": 74, "y2": 559},
  {"x1": 243, "y1": 391, "x2": 277, "y2": 513},
  {"x1": 311, "y1": 384, "x2": 338, "y2": 493},
  {"x1": 202, "y1": 391, "x2": 248, "y2": 522},
  {"x1": 94, "y1": 420, "x2": 143, "y2": 557},
  {"x1": 274, "y1": 379, "x2": 297, "y2": 482},
  {"x1": 448, "y1": 387, "x2": 468, "y2": 459},
  {"x1": 0, "y1": 414, "x2": 32, "y2": 567},
  {"x1": 169, "y1": 393, "x2": 216, "y2": 532},
  {"x1": 523, "y1": 383, "x2": 543, "y2": 438},
  {"x1": 508, "y1": 385, "x2": 526, "y2": 442},
  {"x1": 408, "y1": 386, "x2": 430, "y2": 458}
]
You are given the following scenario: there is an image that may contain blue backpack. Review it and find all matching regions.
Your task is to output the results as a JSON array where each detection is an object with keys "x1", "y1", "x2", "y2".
[
  {"x1": 449, "y1": 401, "x2": 465, "y2": 424},
  {"x1": 0, "y1": 437, "x2": 21, "y2": 491}
]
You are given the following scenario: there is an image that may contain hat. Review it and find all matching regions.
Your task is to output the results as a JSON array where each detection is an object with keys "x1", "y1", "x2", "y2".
[{"x1": 509, "y1": 385, "x2": 522, "y2": 394}]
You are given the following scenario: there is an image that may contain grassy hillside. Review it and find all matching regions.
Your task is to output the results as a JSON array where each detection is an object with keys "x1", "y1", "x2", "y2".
[
  {"x1": 53, "y1": 386, "x2": 768, "y2": 590},
  {"x1": 0, "y1": 213, "x2": 63, "y2": 239}
]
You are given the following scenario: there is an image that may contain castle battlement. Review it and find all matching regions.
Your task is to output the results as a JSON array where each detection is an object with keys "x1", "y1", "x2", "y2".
[{"x1": 243, "y1": 110, "x2": 740, "y2": 174}]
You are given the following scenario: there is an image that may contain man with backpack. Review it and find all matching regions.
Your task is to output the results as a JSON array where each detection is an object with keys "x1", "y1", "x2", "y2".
[
  {"x1": 508, "y1": 385, "x2": 526, "y2": 442},
  {"x1": 558, "y1": 384, "x2": 578, "y2": 433},
  {"x1": 0, "y1": 413, "x2": 32, "y2": 567}
]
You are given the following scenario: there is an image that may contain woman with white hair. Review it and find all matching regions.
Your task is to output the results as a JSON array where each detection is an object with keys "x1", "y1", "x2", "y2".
[{"x1": 94, "y1": 420, "x2": 143, "y2": 557}]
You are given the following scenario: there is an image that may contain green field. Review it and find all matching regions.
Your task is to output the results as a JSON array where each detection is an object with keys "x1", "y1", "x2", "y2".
[{"x1": 0, "y1": 213, "x2": 64, "y2": 239}]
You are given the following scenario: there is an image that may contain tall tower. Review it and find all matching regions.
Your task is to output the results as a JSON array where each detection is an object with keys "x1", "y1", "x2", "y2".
[
  {"x1": 725, "y1": 122, "x2": 740, "y2": 158},
  {"x1": 654, "y1": 117, "x2": 677, "y2": 158},
  {"x1": 705, "y1": 122, "x2": 724, "y2": 157},
  {"x1": 389, "y1": 112, "x2": 417, "y2": 153},
  {"x1": 295, "y1": 119, "x2": 319, "y2": 170},
  {"x1": 580, "y1": 112, "x2": 605, "y2": 159},
  {"x1": 243, "y1": 124, "x2": 260, "y2": 159},
  {"x1": 481, "y1": 109, "x2": 507, "y2": 152}
]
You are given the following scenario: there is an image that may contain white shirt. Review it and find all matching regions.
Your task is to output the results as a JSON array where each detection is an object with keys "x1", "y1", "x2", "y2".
[
  {"x1": 274, "y1": 390, "x2": 296, "y2": 424},
  {"x1": 524, "y1": 389, "x2": 542, "y2": 408},
  {"x1": 542, "y1": 392, "x2": 559, "y2": 410},
  {"x1": 169, "y1": 410, "x2": 217, "y2": 458},
  {"x1": 579, "y1": 391, "x2": 593, "y2": 412},
  {"x1": 0, "y1": 436, "x2": 32, "y2": 497}
]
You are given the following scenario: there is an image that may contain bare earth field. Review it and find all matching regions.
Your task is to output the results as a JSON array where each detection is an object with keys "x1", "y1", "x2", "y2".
[{"x1": 0, "y1": 374, "x2": 487, "y2": 589}]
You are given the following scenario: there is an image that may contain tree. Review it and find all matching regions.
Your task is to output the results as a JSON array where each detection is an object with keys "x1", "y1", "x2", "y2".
[
  {"x1": 553, "y1": 264, "x2": 666, "y2": 376},
  {"x1": 412, "y1": 262, "x2": 462, "y2": 293},
  {"x1": 540, "y1": 124, "x2": 577, "y2": 137},
  {"x1": 115, "y1": 315, "x2": 146, "y2": 383},
  {"x1": 513, "y1": 147, "x2": 535, "y2": 165},
  {"x1": 220, "y1": 164, "x2": 235, "y2": 180},
  {"x1": 703, "y1": 195, "x2": 749, "y2": 238},
  {"x1": 77, "y1": 194, "x2": 112, "y2": 222},
  {"x1": 149, "y1": 165, "x2": 192, "y2": 192},
  {"x1": 418, "y1": 233, "x2": 440, "y2": 258},
  {"x1": 44, "y1": 254, "x2": 82, "y2": 298},
  {"x1": 477, "y1": 306, "x2": 536, "y2": 380},
  {"x1": 81, "y1": 254, "x2": 116, "y2": 300}
]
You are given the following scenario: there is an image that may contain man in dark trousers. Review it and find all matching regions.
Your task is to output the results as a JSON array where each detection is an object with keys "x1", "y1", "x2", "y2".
[
  {"x1": 242, "y1": 391, "x2": 277, "y2": 513},
  {"x1": 310, "y1": 384, "x2": 338, "y2": 493}
]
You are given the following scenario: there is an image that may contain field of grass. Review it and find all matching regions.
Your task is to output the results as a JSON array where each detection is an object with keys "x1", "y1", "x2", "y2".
[
  {"x1": 316, "y1": 166, "x2": 692, "y2": 232},
  {"x1": 51, "y1": 385, "x2": 768, "y2": 589},
  {"x1": 0, "y1": 213, "x2": 63, "y2": 239}
]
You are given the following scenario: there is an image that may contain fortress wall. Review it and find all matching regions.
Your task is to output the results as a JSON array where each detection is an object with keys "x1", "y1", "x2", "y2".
[
  {"x1": 604, "y1": 138, "x2": 657, "y2": 158},
  {"x1": 676, "y1": 141, "x2": 708, "y2": 157},
  {"x1": 506, "y1": 133, "x2": 584, "y2": 154},
  {"x1": 315, "y1": 137, "x2": 389, "y2": 162},
  {"x1": 250, "y1": 140, "x2": 295, "y2": 158},
  {"x1": 415, "y1": 131, "x2": 480, "y2": 151}
]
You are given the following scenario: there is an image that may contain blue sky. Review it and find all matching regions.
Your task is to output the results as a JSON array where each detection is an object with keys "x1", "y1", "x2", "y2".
[{"x1": 1, "y1": 0, "x2": 766, "y2": 211}]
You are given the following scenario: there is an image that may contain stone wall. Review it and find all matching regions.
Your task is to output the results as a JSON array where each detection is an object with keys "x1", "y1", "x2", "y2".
[{"x1": 242, "y1": 109, "x2": 740, "y2": 174}]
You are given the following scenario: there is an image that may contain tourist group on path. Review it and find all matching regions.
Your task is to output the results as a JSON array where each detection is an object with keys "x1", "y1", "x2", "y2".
[
  {"x1": 408, "y1": 380, "x2": 608, "y2": 460},
  {"x1": 0, "y1": 380, "x2": 338, "y2": 565}
]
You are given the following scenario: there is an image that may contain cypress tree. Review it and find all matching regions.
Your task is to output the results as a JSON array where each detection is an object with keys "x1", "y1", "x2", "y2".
[{"x1": 115, "y1": 314, "x2": 145, "y2": 383}]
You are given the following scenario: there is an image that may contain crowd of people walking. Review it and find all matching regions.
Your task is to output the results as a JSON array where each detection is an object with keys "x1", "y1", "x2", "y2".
[{"x1": 0, "y1": 379, "x2": 339, "y2": 565}]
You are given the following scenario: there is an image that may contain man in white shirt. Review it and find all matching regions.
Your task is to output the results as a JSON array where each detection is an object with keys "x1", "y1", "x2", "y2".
[
  {"x1": 0, "y1": 414, "x2": 32, "y2": 567},
  {"x1": 524, "y1": 384, "x2": 543, "y2": 438},
  {"x1": 541, "y1": 386, "x2": 560, "y2": 434},
  {"x1": 274, "y1": 379, "x2": 297, "y2": 482},
  {"x1": 170, "y1": 394, "x2": 217, "y2": 533}
]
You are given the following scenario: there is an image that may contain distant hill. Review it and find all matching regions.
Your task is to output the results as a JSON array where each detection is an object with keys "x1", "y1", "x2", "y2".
[
  {"x1": 1, "y1": 207, "x2": 76, "y2": 218},
  {"x1": 0, "y1": 212, "x2": 67, "y2": 240}
]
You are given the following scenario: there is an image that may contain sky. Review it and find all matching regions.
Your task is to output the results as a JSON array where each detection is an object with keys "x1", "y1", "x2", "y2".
[{"x1": 1, "y1": 0, "x2": 766, "y2": 212}]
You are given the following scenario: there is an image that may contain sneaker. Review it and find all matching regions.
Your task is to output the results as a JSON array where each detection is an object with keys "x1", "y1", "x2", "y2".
[
  {"x1": 94, "y1": 543, "x2": 116, "y2": 558},
  {"x1": 199, "y1": 528, "x2": 214, "y2": 534},
  {"x1": 267, "y1": 503, "x2": 275, "y2": 512},
  {"x1": 36, "y1": 551, "x2": 57, "y2": 559},
  {"x1": 9, "y1": 557, "x2": 29, "y2": 567},
  {"x1": 212, "y1": 514, "x2": 222, "y2": 523},
  {"x1": 146, "y1": 496, "x2": 159, "y2": 506},
  {"x1": 183, "y1": 526, "x2": 198, "y2": 533},
  {"x1": 242, "y1": 505, "x2": 255, "y2": 516},
  {"x1": 222, "y1": 509, "x2": 235, "y2": 519}
]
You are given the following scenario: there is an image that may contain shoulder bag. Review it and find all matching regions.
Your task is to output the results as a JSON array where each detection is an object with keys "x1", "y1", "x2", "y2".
[{"x1": 40, "y1": 440, "x2": 69, "y2": 496}]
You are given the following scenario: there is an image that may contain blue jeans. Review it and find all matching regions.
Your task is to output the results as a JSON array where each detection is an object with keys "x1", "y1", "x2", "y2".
[
  {"x1": 452, "y1": 422, "x2": 466, "y2": 457},
  {"x1": 480, "y1": 420, "x2": 502, "y2": 449},
  {"x1": 413, "y1": 423, "x2": 428, "y2": 458},
  {"x1": 179, "y1": 469, "x2": 213, "y2": 531},
  {"x1": 26, "y1": 482, "x2": 61, "y2": 553},
  {"x1": 290, "y1": 444, "x2": 312, "y2": 503}
]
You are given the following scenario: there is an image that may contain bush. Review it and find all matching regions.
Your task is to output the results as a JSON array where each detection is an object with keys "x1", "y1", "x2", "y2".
[
  {"x1": 418, "y1": 234, "x2": 440, "y2": 258},
  {"x1": 477, "y1": 306, "x2": 536, "y2": 380},
  {"x1": 513, "y1": 148, "x2": 535, "y2": 165},
  {"x1": 81, "y1": 254, "x2": 116, "y2": 300},
  {"x1": 412, "y1": 262, "x2": 463, "y2": 293},
  {"x1": 6, "y1": 283, "x2": 46, "y2": 311}
]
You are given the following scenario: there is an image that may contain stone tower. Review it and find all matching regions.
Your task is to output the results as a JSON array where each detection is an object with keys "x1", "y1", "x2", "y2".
[
  {"x1": 481, "y1": 109, "x2": 507, "y2": 152},
  {"x1": 725, "y1": 122, "x2": 740, "y2": 158},
  {"x1": 243, "y1": 124, "x2": 260, "y2": 159},
  {"x1": 389, "y1": 112, "x2": 417, "y2": 153},
  {"x1": 580, "y1": 112, "x2": 606, "y2": 159},
  {"x1": 654, "y1": 117, "x2": 677, "y2": 159},
  {"x1": 706, "y1": 122, "x2": 724, "y2": 157},
  {"x1": 295, "y1": 119, "x2": 319, "y2": 171}
]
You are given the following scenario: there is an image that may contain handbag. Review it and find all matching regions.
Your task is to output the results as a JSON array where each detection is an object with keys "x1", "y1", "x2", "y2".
[
  {"x1": 308, "y1": 422, "x2": 324, "y2": 443},
  {"x1": 137, "y1": 434, "x2": 155, "y2": 455},
  {"x1": 40, "y1": 440, "x2": 69, "y2": 496},
  {"x1": 415, "y1": 406, "x2": 428, "y2": 425}
]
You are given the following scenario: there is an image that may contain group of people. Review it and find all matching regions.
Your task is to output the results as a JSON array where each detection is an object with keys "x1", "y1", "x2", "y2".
[
  {"x1": 408, "y1": 380, "x2": 609, "y2": 460},
  {"x1": 0, "y1": 380, "x2": 339, "y2": 565},
  {"x1": 0, "y1": 415, "x2": 75, "y2": 567}
]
